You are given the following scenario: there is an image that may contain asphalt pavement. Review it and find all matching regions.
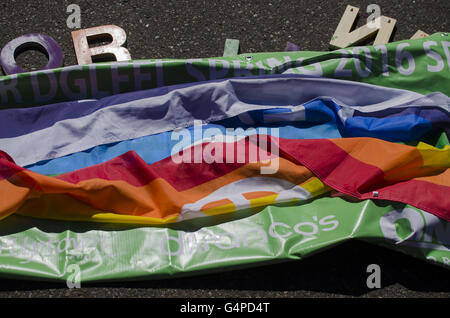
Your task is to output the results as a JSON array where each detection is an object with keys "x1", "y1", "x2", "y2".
[{"x1": 0, "y1": 0, "x2": 449, "y2": 298}]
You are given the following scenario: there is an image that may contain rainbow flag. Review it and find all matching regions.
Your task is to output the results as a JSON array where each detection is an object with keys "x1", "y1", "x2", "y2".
[
  {"x1": 1, "y1": 74, "x2": 448, "y2": 224},
  {"x1": 1, "y1": 133, "x2": 449, "y2": 224}
]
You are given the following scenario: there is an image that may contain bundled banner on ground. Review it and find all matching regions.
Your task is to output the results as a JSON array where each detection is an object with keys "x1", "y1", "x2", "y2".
[{"x1": 0, "y1": 33, "x2": 448, "y2": 281}]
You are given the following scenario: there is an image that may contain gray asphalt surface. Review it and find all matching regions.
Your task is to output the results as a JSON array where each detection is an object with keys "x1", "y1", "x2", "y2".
[{"x1": 0, "y1": 0, "x2": 449, "y2": 298}]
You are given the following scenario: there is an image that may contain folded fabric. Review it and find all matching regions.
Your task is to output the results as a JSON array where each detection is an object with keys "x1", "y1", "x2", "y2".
[
  {"x1": 1, "y1": 74, "x2": 448, "y2": 168},
  {"x1": 1, "y1": 136, "x2": 448, "y2": 224}
]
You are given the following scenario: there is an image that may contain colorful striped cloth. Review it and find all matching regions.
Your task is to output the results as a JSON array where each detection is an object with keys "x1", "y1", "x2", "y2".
[
  {"x1": 1, "y1": 135, "x2": 448, "y2": 224},
  {"x1": 0, "y1": 74, "x2": 449, "y2": 225},
  {"x1": 0, "y1": 75, "x2": 448, "y2": 168}
]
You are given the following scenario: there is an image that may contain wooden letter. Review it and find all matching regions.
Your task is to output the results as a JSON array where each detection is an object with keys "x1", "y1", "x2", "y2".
[
  {"x1": 410, "y1": 30, "x2": 429, "y2": 39},
  {"x1": 71, "y1": 25, "x2": 131, "y2": 65},
  {"x1": 330, "y1": 5, "x2": 396, "y2": 49},
  {"x1": 0, "y1": 34, "x2": 63, "y2": 75},
  {"x1": 223, "y1": 39, "x2": 240, "y2": 57}
]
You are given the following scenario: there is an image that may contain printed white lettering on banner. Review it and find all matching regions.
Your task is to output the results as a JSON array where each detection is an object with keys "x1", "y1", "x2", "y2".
[
  {"x1": 161, "y1": 215, "x2": 340, "y2": 256},
  {"x1": 424, "y1": 41, "x2": 445, "y2": 72},
  {"x1": 380, "y1": 208, "x2": 449, "y2": 249},
  {"x1": 0, "y1": 40, "x2": 449, "y2": 106}
]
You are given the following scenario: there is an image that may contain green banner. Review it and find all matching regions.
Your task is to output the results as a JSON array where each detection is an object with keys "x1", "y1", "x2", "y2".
[
  {"x1": 0, "y1": 198, "x2": 448, "y2": 282},
  {"x1": 0, "y1": 32, "x2": 449, "y2": 109}
]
